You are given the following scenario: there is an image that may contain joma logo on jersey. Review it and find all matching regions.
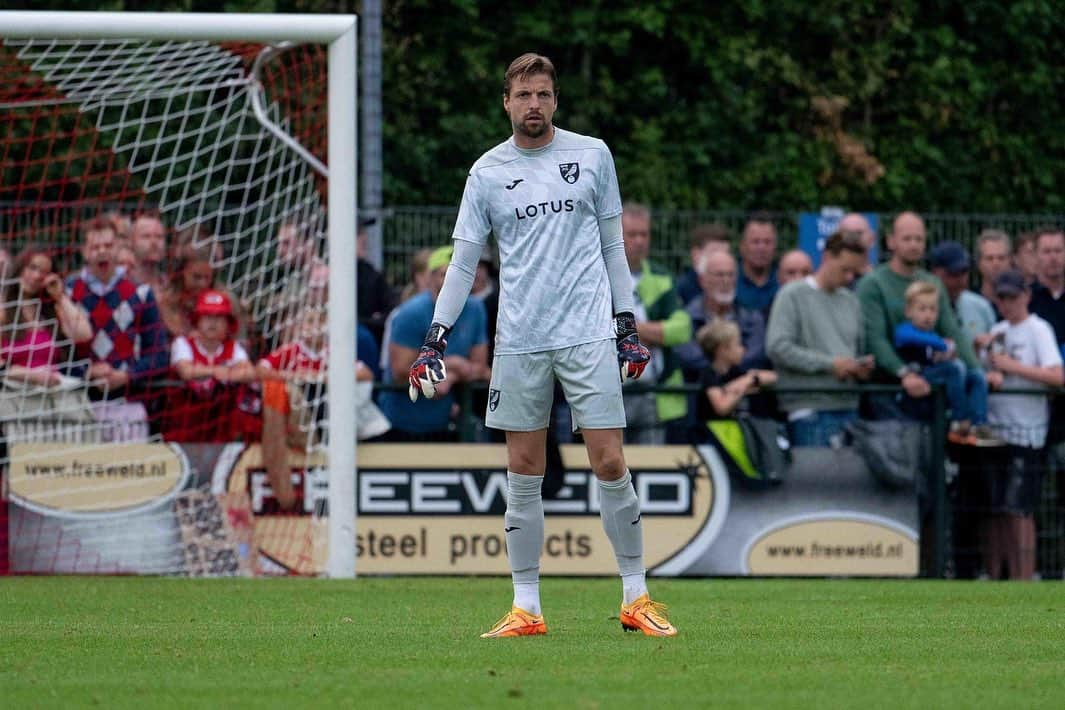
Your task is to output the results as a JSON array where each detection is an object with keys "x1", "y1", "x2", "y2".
[{"x1": 514, "y1": 199, "x2": 575, "y2": 221}]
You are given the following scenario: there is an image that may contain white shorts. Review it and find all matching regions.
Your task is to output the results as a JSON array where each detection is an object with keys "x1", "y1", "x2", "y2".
[{"x1": 486, "y1": 339, "x2": 625, "y2": 432}]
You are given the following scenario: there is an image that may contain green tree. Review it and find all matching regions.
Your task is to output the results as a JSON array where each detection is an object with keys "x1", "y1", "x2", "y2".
[
  {"x1": 382, "y1": 1, "x2": 1063, "y2": 211},
  {"x1": 4, "y1": 0, "x2": 1062, "y2": 211}
]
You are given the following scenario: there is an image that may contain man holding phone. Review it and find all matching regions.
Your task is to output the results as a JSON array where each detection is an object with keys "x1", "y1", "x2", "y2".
[{"x1": 766, "y1": 230, "x2": 872, "y2": 446}]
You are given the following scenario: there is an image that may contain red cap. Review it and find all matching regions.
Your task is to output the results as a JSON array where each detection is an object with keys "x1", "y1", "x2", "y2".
[{"x1": 194, "y1": 289, "x2": 234, "y2": 318}]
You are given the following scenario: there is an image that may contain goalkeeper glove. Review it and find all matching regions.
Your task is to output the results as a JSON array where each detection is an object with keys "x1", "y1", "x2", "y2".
[
  {"x1": 408, "y1": 323, "x2": 449, "y2": 402},
  {"x1": 614, "y1": 312, "x2": 650, "y2": 381}
]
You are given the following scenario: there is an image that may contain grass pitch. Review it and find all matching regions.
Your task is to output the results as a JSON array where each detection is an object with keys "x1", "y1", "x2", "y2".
[{"x1": 1, "y1": 577, "x2": 1062, "y2": 709}]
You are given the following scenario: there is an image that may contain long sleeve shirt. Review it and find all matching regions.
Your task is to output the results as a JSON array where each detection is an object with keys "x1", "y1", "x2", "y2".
[
  {"x1": 855, "y1": 265, "x2": 978, "y2": 378},
  {"x1": 894, "y1": 321, "x2": 949, "y2": 369},
  {"x1": 765, "y1": 276, "x2": 863, "y2": 413}
]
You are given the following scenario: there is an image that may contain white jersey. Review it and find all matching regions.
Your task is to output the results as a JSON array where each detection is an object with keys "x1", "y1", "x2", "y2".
[
  {"x1": 451, "y1": 127, "x2": 622, "y2": 355},
  {"x1": 986, "y1": 314, "x2": 1063, "y2": 448}
]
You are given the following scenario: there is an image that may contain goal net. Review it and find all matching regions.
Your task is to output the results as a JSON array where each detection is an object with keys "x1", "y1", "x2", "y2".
[{"x1": 0, "y1": 13, "x2": 357, "y2": 577}]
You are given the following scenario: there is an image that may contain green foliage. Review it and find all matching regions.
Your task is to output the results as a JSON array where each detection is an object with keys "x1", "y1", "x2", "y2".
[
  {"x1": 376, "y1": 0, "x2": 1063, "y2": 211},
  {"x1": 3, "y1": 0, "x2": 1062, "y2": 211}
]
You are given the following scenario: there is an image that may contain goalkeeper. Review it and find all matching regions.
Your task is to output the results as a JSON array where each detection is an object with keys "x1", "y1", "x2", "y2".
[{"x1": 408, "y1": 53, "x2": 675, "y2": 638}]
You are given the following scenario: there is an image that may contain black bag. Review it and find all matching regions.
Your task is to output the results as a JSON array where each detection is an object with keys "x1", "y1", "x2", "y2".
[
  {"x1": 706, "y1": 415, "x2": 789, "y2": 489},
  {"x1": 847, "y1": 419, "x2": 929, "y2": 491},
  {"x1": 738, "y1": 415, "x2": 789, "y2": 486}
]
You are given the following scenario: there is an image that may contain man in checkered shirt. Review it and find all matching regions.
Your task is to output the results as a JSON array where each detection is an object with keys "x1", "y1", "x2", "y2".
[{"x1": 67, "y1": 216, "x2": 169, "y2": 403}]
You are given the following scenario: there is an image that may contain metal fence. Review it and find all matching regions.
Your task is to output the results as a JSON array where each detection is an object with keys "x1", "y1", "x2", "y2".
[
  {"x1": 2, "y1": 201, "x2": 1061, "y2": 288},
  {"x1": 378, "y1": 206, "x2": 1064, "y2": 287}
]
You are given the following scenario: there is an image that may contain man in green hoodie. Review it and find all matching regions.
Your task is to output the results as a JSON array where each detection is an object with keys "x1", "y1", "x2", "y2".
[{"x1": 856, "y1": 211, "x2": 980, "y2": 418}]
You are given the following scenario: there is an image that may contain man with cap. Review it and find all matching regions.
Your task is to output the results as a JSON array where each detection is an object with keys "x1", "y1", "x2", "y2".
[
  {"x1": 928, "y1": 241, "x2": 997, "y2": 351},
  {"x1": 929, "y1": 241, "x2": 1000, "y2": 574},
  {"x1": 378, "y1": 245, "x2": 489, "y2": 440}
]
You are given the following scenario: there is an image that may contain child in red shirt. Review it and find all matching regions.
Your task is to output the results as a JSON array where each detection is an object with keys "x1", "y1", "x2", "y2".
[
  {"x1": 163, "y1": 289, "x2": 257, "y2": 442},
  {"x1": 257, "y1": 308, "x2": 373, "y2": 510}
]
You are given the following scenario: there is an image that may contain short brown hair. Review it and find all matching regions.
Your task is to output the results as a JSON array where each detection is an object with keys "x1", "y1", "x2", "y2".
[
  {"x1": 696, "y1": 319, "x2": 741, "y2": 359},
  {"x1": 1034, "y1": 225, "x2": 1064, "y2": 248},
  {"x1": 744, "y1": 211, "x2": 775, "y2": 228},
  {"x1": 904, "y1": 280, "x2": 938, "y2": 307},
  {"x1": 80, "y1": 215, "x2": 115, "y2": 241},
  {"x1": 690, "y1": 222, "x2": 732, "y2": 251},
  {"x1": 133, "y1": 207, "x2": 162, "y2": 222},
  {"x1": 503, "y1": 53, "x2": 557, "y2": 97},
  {"x1": 823, "y1": 230, "x2": 868, "y2": 257},
  {"x1": 1014, "y1": 231, "x2": 1036, "y2": 254},
  {"x1": 622, "y1": 202, "x2": 651, "y2": 222}
]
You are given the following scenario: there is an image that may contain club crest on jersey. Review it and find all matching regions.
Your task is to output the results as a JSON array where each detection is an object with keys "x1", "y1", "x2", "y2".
[
  {"x1": 559, "y1": 162, "x2": 580, "y2": 184},
  {"x1": 488, "y1": 388, "x2": 501, "y2": 412}
]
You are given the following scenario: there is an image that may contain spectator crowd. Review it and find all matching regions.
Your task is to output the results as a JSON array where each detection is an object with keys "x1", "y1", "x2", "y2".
[
  {"x1": 1, "y1": 206, "x2": 1063, "y2": 579},
  {"x1": 0, "y1": 211, "x2": 384, "y2": 451}
]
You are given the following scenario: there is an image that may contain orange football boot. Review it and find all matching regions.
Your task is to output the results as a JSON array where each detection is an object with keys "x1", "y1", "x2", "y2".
[
  {"x1": 620, "y1": 595, "x2": 677, "y2": 637},
  {"x1": 480, "y1": 607, "x2": 547, "y2": 638}
]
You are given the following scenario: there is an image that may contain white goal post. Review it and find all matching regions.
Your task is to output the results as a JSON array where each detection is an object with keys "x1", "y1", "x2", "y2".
[{"x1": 0, "y1": 11, "x2": 359, "y2": 578}]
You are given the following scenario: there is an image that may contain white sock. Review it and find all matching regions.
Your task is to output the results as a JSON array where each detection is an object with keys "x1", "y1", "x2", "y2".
[
  {"x1": 505, "y1": 471, "x2": 544, "y2": 616},
  {"x1": 621, "y1": 571, "x2": 648, "y2": 605},
  {"x1": 598, "y1": 470, "x2": 648, "y2": 605},
  {"x1": 513, "y1": 581, "x2": 541, "y2": 616}
]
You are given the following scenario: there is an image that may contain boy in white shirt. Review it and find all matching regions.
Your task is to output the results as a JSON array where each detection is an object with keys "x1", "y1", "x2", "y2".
[{"x1": 983, "y1": 270, "x2": 1064, "y2": 579}]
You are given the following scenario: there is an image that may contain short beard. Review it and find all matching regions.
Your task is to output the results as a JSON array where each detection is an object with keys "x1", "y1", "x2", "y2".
[{"x1": 513, "y1": 118, "x2": 548, "y2": 139}]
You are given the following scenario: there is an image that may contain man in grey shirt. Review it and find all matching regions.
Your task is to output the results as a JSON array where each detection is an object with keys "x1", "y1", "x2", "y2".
[{"x1": 766, "y1": 231, "x2": 874, "y2": 446}]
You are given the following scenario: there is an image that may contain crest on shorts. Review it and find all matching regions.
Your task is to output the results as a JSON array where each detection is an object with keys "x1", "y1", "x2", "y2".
[
  {"x1": 489, "y1": 388, "x2": 501, "y2": 412},
  {"x1": 559, "y1": 162, "x2": 580, "y2": 184}
]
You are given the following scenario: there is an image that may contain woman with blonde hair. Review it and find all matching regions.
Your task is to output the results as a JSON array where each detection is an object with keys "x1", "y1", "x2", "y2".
[{"x1": 399, "y1": 247, "x2": 432, "y2": 303}]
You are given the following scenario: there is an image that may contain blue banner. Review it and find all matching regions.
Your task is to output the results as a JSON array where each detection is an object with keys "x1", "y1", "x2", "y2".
[{"x1": 798, "y1": 208, "x2": 879, "y2": 268}]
